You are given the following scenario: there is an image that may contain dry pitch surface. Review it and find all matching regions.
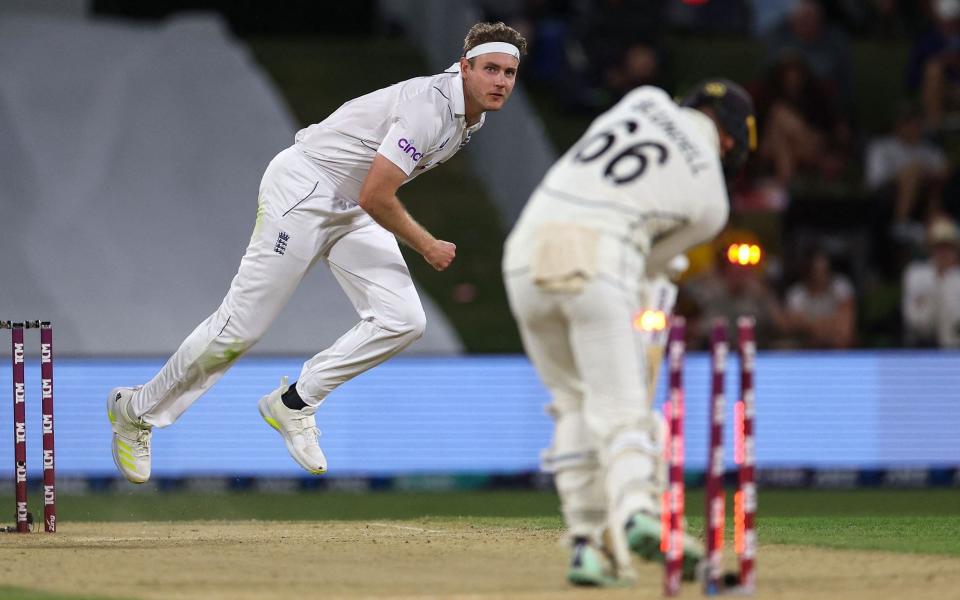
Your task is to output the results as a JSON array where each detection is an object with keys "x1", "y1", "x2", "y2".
[{"x1": 0, "y1": 520, "x2": 957, "y2": 599}]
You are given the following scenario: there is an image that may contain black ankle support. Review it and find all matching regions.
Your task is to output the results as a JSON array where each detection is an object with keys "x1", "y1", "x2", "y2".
[{"x1": 281, "y1": 381, "x2": 308, "y2": 410}]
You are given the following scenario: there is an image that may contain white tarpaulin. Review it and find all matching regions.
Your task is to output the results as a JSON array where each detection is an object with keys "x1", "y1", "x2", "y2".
[{"x1": 0, "y1": 13, "x2": 463, "y2": 355}]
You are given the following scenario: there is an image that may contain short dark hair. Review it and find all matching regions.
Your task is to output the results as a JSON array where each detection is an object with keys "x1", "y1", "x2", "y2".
[{"x1": 463, "y1": 22, "x2": 528, "y2": 58}]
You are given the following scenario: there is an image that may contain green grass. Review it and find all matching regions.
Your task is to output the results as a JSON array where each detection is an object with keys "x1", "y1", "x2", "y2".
[
  {"x1": 723, "y1": 488, "x2": 960, "y2": 517},
  {"x1": 245, "y1": 36, "x2": 521, "y2": 352},
  {"x1": 684, "y1": 489, "x2": 960, "y2": 557},
  {"x1": 53, "y1": 488, "x2": 960, "y2": 522},
  {"x1": 39, "y1": 488, "x2": 960, "y2": 557},
  {"x1": 6, "y1": 489, "x2": 957, "y2": 599},
  {"x1": 56, "y1": 490, "x2": 561, "y2": 522},
  {"x1": 755, "y1": 516, "x2": 960, "y2": 556}
]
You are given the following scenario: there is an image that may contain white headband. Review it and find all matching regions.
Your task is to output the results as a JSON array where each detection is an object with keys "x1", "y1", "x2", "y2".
[{"x1": 465, "y1": 42, "x2": 520, "y2": 60}]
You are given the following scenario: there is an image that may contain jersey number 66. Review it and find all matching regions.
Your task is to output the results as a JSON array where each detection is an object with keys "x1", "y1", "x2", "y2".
[{"x1": 572, "y1": 119, "x2": 669, "y2": 185}]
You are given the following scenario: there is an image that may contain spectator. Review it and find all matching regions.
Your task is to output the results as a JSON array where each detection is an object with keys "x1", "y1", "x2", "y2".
[
  {"x1": 753, "y1": 50, "x2": 852, "y2": 183},
  {"x1": 865, "y1": 102, "x2": 950, "y2": 242},
  {"x1": 764, "y1": 0, "x2": 854, "y2": 104},
  {"x1": 683, "y1": 231, "x2": 789, "y2": 349},
  {"x1": 602, "y1": 42, "x2": 663, "y2": 103},
  {"x1": 666, "y1": 0, "x2": 751, "y2": 34},
  {"x1": 783, "y1": 248, "x2": 857, "y2": 348},
  {"x1": 562, "y1": 0, "x2": 666, "y2": 111},
  {"x1": 845, "y1": 0, "x2": 925, "y2": 39},
  {"x1": 902, "y1": 216, "x2": 960, "y2": 347},
  {"x1": 499, "y1": 0, "x2": 572, "y2": 86},
  {"x1": 907, "y1": 0, "x2": 960, "y2": 131}
]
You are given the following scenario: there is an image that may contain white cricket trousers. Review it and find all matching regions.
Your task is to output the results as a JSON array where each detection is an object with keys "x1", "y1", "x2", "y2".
[
  {"x1": 503, "y1": 235, "x2": 662, "y2": 548},
  {"x1": 132, "y1": 146, "x2": 426, "y2": 426}
]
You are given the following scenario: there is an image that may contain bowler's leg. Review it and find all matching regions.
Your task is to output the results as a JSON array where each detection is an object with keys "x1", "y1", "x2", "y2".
[
  {"x1": 127, "y1": 148, "x2": 327, "y2": 428},
  {"x1": 135, "y1": 219, "x2": 316, "y2": 427},
  {"x1": 295, "y1": 219, "x2": 426, "y2": 405}
]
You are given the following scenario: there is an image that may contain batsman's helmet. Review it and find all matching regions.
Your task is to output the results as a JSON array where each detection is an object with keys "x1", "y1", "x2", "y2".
[{"x1": 680, "y1": 78, "x2": 757, "y2": 172}]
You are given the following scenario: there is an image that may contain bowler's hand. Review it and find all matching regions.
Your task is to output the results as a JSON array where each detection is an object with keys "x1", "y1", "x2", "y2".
[{"x1": 424, "y1": 240, "x2": 456, "y2": 271}]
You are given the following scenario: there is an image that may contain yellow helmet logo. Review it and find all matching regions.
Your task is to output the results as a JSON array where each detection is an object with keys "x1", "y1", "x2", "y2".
[{"x1": 704, "y1": 82, "x2": 727, "y2": 97}]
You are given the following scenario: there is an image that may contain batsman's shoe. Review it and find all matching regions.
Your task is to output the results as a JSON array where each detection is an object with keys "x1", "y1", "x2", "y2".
[
  {"x1": 258, "y1": 377, "x2": 327, "y2": 475},
  {"x1": 107, "y1": 386, "x2": 152, "y2": 484},
  {"x1": 626, "y1": 511, "x2": 703, "y2": 581},
  {"x1": 567, "y1": 538, "x2": 631, "y2": 587}
]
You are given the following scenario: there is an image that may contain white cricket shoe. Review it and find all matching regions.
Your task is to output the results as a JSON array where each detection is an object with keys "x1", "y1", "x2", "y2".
[
  {"x1": 258, "y1": 377, "x2": 327, "y2": 475},
  {"x1": 107, "y1": 386, "x2": 152, "y2": 484}
]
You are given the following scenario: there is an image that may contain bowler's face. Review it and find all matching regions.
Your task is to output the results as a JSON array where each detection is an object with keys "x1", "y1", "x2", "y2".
[{"x1": 461, "y1": 54, "x2": 518, "y2": 112}]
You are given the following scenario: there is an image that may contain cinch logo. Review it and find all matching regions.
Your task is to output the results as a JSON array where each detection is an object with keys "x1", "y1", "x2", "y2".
[{"x1": 398, "y1": 138, "x2": 424, "y2": 161}]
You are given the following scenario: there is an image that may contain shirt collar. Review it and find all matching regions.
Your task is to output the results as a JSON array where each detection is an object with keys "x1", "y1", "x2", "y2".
[
  {"x1": 447, "y1": 62, "x2": 467, "y2": 116},
  {"x1": 446, "y1": 63, "x2": 486, "y2": 130}
]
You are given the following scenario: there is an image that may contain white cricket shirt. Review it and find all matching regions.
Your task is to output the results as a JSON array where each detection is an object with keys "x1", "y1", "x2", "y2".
[
  {"x1": 294, "y1": 64, "x2": 485, "y2": 202},
  {"x1": 903, "y1": 262, "x2": 960, "y2": 347},
  {"x1": 504, "y1": 86, "x2": 729, "y2": 270}
]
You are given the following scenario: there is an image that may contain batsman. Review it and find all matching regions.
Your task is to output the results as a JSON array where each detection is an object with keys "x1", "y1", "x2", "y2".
[{"x1": 502, "y1": 79, "x2": 756, "y2": 586}]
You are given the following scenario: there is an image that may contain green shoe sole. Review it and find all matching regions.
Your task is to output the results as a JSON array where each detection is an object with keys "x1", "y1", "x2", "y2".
[
  {"x1": 567, "y1": 543, "x2": 632, "y2": 588},
  {"x1": 626, "y1": 515, "x2": 702, "y2": 581}
]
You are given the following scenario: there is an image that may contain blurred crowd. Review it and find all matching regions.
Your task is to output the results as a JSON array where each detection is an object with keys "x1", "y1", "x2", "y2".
[{"x1": 479, "y1": 0, "x2": 960, "y2": 349}]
